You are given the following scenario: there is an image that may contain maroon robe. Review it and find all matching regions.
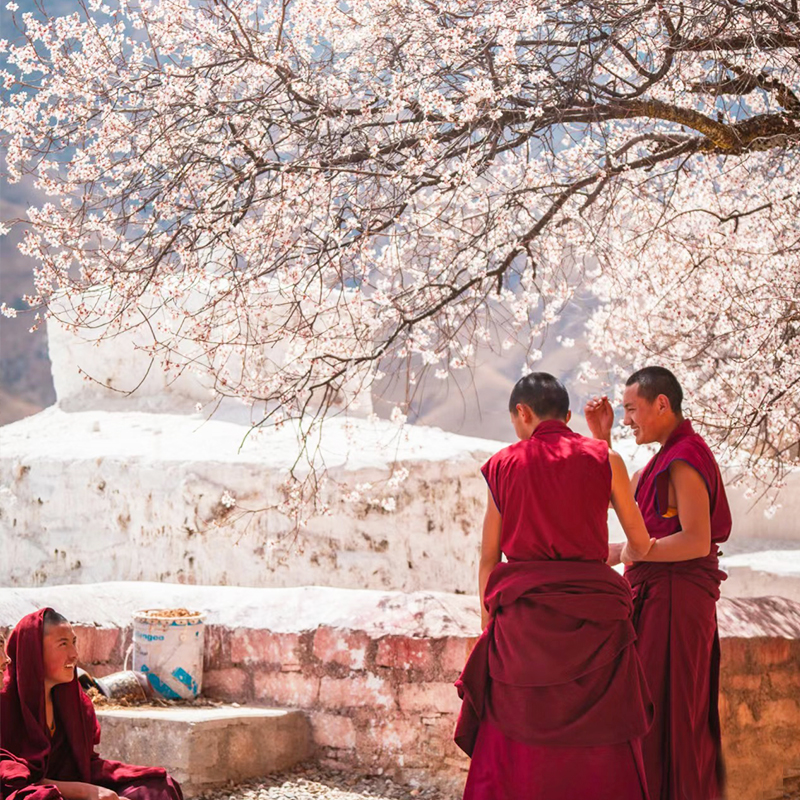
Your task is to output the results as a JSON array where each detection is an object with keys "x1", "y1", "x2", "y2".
[
  {"x1": 1, "y1": 751, "x2": 61, "y2": 800},
  {"x1": 629, "y1": 419, "x2": 731, "y2": 800},
  {"x1": 455, "y1": 420, "x2": 654, "y2": 800},
  {"x1": 0, "y1": 609, "x2": 182, "y2": 800}
]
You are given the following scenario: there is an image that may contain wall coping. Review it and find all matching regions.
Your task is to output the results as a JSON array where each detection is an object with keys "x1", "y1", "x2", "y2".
[
  {"x1": 2, "y1": 583, "x2": 799, "y2": 641},
  {"x1": 0, "y1": 583, "x2": 480, "y2": 638}
]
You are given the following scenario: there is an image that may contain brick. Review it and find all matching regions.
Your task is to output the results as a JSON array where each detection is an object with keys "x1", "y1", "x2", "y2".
[
  {"x1": 231, "y1": 630, "x2": 302, "y2": 668},
  {"x1": 753, "y1": 638, "x2": 791, "y2": 667},
  {"x1": 203, "y1": 668, "x2": 249, "y2": 701},
  {"x1": 313, "y1": 627, "x2": 370, "y2": 671},
  {"x1": 768, "y1": 670, "x2": 800, "y2": 694},
  {"x1": 254, "y1": 671, "x2": 320, "y2": 707},
  {"x1": 398, "y1": 682, "x2": 462, "y2": 715},
  {"x1": 376, "y1": 636, "x2": 433, "y2": 671},
  {"x1": 444, "y1": 755, "x2": 470, "y2": 772},
  {"x1": 725, "y1": 673, "x2": 763, "y2": 692},
  {"x1": 423, "y1": 737, "x2": 447, "y2": 758},
  {"x1": 75, "y1": 627, "x2": 120, "y2": 664},
  {"x1": 756, "y1": 699, "x2": 800, "y2": 728},
  {"x1": 203, "y1": 625, "x2": 229, "y2": 667},
  {"x1": 736, "y1": 702, "x2": 755, "y2": 727},
  {"x1": 441, "y1": 637, "x2": 471, "y2": 676},
  {"x1": 720, "y1": 638, "x2": 750, "y2": 672},
  {"x1": 310, "y1": 712, "x2": 357, "y2": 749},
  {"x1": 319, "y1": 675, "x2": 395, "y2": 709},
  {"x1": 362, "y1": 717, "x2": 420, "y2": 753}
]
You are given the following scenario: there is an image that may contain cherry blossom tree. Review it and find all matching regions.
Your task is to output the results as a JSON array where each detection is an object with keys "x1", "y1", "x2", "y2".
[{"x1": 0, "y1": 0, "x2": 798, "y2": 512}]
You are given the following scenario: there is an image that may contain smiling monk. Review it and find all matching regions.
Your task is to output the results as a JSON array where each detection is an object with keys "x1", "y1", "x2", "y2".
[
  {"x1": 1, "y1": 609, "x2": 182, "y2": 800},
  {"x1": 586, "y1": 366, "x2": 731, "y2": 800}
]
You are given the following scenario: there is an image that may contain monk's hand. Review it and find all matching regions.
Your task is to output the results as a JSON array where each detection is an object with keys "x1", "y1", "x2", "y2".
[
  {"x1": 606, "y1": 542, "x2": 624, "y2": 567},
  {"x1": 621, "y1": 538, "x2": 656, "y2": 565},
  {"x1": 84, "y1": 786, "x2": 121, "y2": 800},
  {"x1": 584, "y1": 396, "x2": 614, "y2": 442}
]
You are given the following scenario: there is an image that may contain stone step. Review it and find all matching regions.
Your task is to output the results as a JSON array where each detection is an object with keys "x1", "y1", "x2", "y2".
[{"x1": 96, "y1": 706, "x2": 312, "y2": 797}]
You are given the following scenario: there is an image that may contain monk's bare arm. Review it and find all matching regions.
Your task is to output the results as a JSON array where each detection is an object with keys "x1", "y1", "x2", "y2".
[
  {"x1": 479, "y1": 490, "x2": 502, "y2": 631},
  {"x1": 609, "y1": 451, "x2": 654, "y2": 562},
  {"x1": 632, "y1": 461, "x2": 712, "y2": 563},
  {"x1": 37, "y1": 781, "x2": 119, "y2": 800}
]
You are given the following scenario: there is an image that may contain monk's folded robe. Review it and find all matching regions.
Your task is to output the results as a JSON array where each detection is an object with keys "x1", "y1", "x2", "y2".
[
  {"x1": 455, "y1": 559, "x2": 654, "y2": 756},
  {"x1": 1, "y1": 751, "x2": 60, "y2": 800},
  {"x1": 1, "y1": 609, "x2": 182, "y2": 800},
  {"x1": 630, "y1": 419, "x2": 731, "y2": 800}
]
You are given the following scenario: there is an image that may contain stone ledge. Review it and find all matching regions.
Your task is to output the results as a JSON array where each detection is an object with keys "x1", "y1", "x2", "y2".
[
  {"x1": 4, "y1": 582, "x2": 800, "y2": 641},
  {"x1": 96, "y1": 706, "x2": 312, "y2": 797},
  {"x1": 718, "y1": 596, "x2": 800, "y2": 639},
  {"x1": 0, "y1": 582, "x2": 480, "y2": 638}
]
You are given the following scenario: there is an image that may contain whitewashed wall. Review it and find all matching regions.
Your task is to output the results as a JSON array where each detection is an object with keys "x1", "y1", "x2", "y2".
[{"x1": 0, "y1": 408, "x2": 496, "y2": 591}]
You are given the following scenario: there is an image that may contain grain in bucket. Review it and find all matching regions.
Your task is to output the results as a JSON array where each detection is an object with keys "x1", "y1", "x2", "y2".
[{"x1": 133, "y1": 608, "x2": 206, "y2": 700}]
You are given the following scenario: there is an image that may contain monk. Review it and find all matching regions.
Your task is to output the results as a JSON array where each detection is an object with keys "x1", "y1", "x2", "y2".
[
  {"x1": 586, "y1": 366, "x2": 731, "y2": 800},
  {"x1": 1, "y1": 609, "x2": 183, "y2": 800},
  {"x1": 3, "y1": 629, "x2": 60, "y2": 800},
  {"x1": 454, "y1": 372, "x2": 656, "y2": 800}
]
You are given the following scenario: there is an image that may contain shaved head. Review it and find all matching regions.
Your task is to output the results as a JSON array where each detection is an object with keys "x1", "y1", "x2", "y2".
[{"x1": 43, "y1": 609, "x2": 69, "y2": 631}]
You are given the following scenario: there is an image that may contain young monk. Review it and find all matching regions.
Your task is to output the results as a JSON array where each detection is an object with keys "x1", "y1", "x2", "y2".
[
  {"x1": 0, "y1": 609, "x2": 183, "y2": 800},
  {"x1": 586, "y1": 366, "x2": 731, "y2": 800},
  {"x1": 3, "y1": 629, "x2": 62, "y2": 800},
  {"x1": 454, "y1": 372, "x2": 656, "y2": 800}
]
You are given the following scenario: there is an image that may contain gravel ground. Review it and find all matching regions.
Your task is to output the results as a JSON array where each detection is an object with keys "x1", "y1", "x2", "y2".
[{"x1": 199, "y1": 763, "x2": 457, "y2": 800}]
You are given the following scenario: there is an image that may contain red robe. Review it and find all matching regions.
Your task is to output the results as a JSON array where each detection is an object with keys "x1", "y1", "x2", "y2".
[
  {"x1": 0, "y1": 609, "x2": 182, "y2": 800},
  {"x1": 455, "y1": 420, "x2": 653, "y2": 800},
  {"x1": 629, "y1": 419, "x2": 731, "y2": 800}
]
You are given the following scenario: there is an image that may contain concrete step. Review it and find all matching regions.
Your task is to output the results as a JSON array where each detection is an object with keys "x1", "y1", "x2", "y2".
[{"x1": 96, "y1": 706, "x2": 312, "y2": 797}]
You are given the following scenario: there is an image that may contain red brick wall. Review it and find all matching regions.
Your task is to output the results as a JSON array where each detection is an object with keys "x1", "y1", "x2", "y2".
[
  {"x1": 719, "y1": 636, "x2": 800, "y2": 800},
  {"x1": 51, "y1": 622, "x2": 800, "y2": 800},
  {"x1": 205, "y1": 626, "x2": 474, "y2": 793}
]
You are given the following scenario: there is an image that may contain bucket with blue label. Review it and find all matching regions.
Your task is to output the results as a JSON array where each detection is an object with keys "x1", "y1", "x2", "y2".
[{"x1": 132, "y1": 608, "x2": 206, "y2": 700}]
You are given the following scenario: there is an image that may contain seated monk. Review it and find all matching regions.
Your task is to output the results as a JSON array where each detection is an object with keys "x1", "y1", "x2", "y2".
[
  {"x1": 454, "y1": 372, "x2": 656, "y2": 800},
  {"x1": 3, "y1": 629, "x2": 61, "y2": 800},
  {"x1": 0, "y1": 609, "x2": 182, "y2": 800}
]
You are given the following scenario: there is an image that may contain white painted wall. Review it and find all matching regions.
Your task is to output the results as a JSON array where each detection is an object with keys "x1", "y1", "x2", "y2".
[
  {"x1": 0, "y1": 407, "x2": 497, "y2": 591},
  {"x1": 3, "y1": 406, "x2": 798, "y2": 595}
]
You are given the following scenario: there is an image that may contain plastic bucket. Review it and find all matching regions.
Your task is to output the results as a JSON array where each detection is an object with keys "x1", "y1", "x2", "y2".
[{"x1": 132, "y1": 609, "x2": 206, "y2": 700}]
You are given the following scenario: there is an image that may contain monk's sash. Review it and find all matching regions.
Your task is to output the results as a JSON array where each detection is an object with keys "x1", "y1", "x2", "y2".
[{"x1": 454, "y1": 560, "x2": 654, "y2": 757}]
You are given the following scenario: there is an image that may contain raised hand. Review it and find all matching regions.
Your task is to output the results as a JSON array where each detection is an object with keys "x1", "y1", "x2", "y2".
[{"x1": 584, "y1": 395, "x2": 614, "y2": 443}]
